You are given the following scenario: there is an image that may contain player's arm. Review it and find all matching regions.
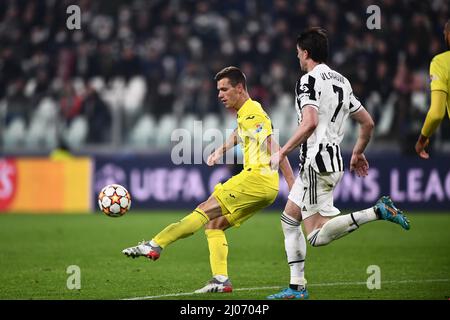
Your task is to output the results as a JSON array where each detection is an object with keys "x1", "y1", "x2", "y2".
[
  {"x1": 207, "y1": 128, "x2": 238, "y2": 166},
  {"x1": 415, "y1": 90, "x2": 448, "y2": 159},
  {"x1": 281, "y1": 106, "x2": 318, "y2": 154},
  {"x1": 416, "y1": 55, "x2": 449, "y2": 159},
  {"x1": 265, "y1": 135, "x2": 295, "y2": 190},
  {"x1": 271, "y1": 106, "x2": 318, "y2": 170},
  {"x1": 349, "y1": 107, "x2": 374, "y2": 177}
]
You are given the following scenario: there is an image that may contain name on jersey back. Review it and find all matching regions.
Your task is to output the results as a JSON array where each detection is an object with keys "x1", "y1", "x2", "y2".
[{"x1": 320, "y1": 71, "x2": 344, "y2": 84}]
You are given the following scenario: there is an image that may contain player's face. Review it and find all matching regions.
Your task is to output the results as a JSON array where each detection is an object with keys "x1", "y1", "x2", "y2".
[
  {"x1": 217, "y1": 78, "x2": 241, "y2": 109},
  {"x1": 297, "y1": 45, "x2": 307, "y2": 71}
]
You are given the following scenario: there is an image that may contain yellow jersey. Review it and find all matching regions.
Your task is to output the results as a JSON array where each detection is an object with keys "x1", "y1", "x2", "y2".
[
  {"x1": 212, "y1": 98, "x2": 278, "y2": 220},
  {"x1": 236, "y1": 98, "x2": 274, "y2": 171},
  {"x1": 430, "y1": 51, "x2": 450, "y2": 96},
  {"x1": 421, "y1": 51, "x2": 450, "y2": 137}
]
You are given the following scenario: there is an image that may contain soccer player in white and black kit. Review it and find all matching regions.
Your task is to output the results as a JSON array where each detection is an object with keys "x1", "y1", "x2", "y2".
[{"x1": 267, "y1": 28, "x2": 411, "y2": 300}]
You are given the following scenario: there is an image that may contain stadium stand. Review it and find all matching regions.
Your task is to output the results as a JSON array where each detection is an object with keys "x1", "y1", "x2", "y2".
[{"x1": 0, "y1": 0, "x2": 449, "y2": 154}]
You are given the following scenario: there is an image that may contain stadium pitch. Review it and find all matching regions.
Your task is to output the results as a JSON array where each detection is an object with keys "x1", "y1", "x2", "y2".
[{"x1": 0, "y1": 211, "x2": 449, "y2": 300}]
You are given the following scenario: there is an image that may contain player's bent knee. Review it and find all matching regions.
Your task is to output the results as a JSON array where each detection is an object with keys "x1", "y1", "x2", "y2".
[
  {"x1": 284, "y1": 200, "x2": 303, "y2": 221},
  {"x1": 197, "y1": 197, "x2": 226, "y2": 221},
  {"x1": 307, "y1": 229, "x2": 329, "y2": 247},
  {"x1": 205, "y1": 216, "x2": 230, "y2": 230}
]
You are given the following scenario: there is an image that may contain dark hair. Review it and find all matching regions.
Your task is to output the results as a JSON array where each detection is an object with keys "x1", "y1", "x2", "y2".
[
  {"x1": 214, "y1": 66, "x2": 247, "y2": 90},
  {"x1": 296, "y1": 27, "x2": 329, "y2": 63}
]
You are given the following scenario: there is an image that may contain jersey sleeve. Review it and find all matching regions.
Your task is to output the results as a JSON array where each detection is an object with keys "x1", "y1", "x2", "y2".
[
  {"x1": 239, "y1": 114, "x2": 273, "y2": 142},
  {"x1": 349, "y1": 90, "x2": 362, "y2": 114},
  {"x1": 297, "y1": 74, "x2": 321, "y2": 110},
  {"x1": 430, "y1": 55, "x2": 448, "y2": 93},
  {"x1": 421, "y1": 90, "x2": 448, "y2": 137}
]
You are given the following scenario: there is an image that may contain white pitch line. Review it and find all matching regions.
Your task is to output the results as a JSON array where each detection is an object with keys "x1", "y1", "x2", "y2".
[{"x1": 123, "y1": 278, "x2": 450, "y2": 300}]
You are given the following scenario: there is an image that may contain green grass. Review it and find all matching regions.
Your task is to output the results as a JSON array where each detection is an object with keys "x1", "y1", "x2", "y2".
[{"x1": 0, "y1": 211, "x2": 449, "y2": 300}]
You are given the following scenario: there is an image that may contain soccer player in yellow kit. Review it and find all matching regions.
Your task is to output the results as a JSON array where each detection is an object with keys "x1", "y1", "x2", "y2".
[
  {"x1": 122, "y1": 66, "x2": 295, "y2": 293},
  {"x1": 415, "y1": 20, "x2": 450, "y2": 159}
]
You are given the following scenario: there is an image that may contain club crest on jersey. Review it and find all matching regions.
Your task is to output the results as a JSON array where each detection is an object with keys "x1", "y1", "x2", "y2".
[
  {"x1": 430, "y1": 74, "x2": 438, "y2": 82},
  {"x1": 299, "y1": 84, "x2": 313, "y2": 100},
  {"x1": 300, "y1": 83, "x2": 309, "y2": 93},
  {"x1": 255, "y1": 123, "x2": 263, "y2": 133}
]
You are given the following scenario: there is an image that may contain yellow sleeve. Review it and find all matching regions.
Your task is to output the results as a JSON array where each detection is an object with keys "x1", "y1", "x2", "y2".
[
  {"x1": 421, "y1": 90, "x2": 448, "y2": 137},
  {"x1": 430, "y1": 55, "x2": 448, "y2": 93},
  {"x1": 240, "y1": 114, "x2": 273, "y2": 142}
]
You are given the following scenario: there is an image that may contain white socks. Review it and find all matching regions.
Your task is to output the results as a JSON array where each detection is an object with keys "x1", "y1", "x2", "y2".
[
  {"x1": 214, "y1": 275, "x2": 229, "y2": 283},
  {"x1": 307, "y1": 208, "x2": 377, "y2": 246},
  {"x1": 281, "y1": 212, "x2": 307, "y2": 287}
]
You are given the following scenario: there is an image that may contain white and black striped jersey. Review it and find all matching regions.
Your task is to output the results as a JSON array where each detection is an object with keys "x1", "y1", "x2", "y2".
[{"x1": 295, "y1": 63, "x2": 363, "y2": 173}]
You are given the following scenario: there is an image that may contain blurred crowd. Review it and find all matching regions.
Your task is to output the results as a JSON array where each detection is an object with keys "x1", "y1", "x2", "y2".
[{"x1": 0, "y1": 0, "x2": 449, "y2": 153}]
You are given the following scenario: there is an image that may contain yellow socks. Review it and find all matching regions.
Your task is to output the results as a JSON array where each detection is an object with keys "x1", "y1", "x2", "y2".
[
  {"x1": 205, "y1": 229, "x2": 228, "y2": 277},
  {"x1": 153, "y1": 208, "x2": 209, "y2": 248},
  {"x1": 152, "y1": 209, "x2": 229, "y2": 279}
]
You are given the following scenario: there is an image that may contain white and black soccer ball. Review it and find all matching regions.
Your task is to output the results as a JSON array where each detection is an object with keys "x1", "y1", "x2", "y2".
[{"x1": 98, "y1": 184, "x2": 131, "y2": 217}]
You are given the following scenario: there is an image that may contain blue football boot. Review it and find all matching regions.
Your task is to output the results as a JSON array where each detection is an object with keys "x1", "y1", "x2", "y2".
[
  {"x1": 374, "y1": 196, "x2": 410, "y2": 230},
  {"x1": 267, "y1": 287, "x2": 309, "y2": 300}
]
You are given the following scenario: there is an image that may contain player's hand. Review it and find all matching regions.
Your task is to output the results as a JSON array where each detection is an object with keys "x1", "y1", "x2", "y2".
[
  {"x1": 415, "y1": 135, "x2": 430, "y2": 159},
  {"x1": 271, "y1": 151, "x2": 286, "y2": 171},
  {"x1": 207, "y1": 151, "x2": 221, "y2": 166},
  {"x1": 350, "y1": 153, "x2": 369, "y2": 177},
  {"x1": 270, "y1": 151, "x2": 282, "y2": 170}
]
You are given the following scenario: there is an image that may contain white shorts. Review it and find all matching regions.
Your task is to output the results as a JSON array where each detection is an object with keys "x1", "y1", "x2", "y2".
[{"x1": 288, "y1": 165, "x2": 344, "y2": 220}]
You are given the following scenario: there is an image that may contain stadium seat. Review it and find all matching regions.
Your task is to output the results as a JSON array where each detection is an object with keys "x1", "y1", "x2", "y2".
[
  {"x1": 45, "y1": 127, "x2": 58, "y2": 149},
  {"x1": 274, "y1": 93, "x2": 293, "y2": 114},
  {"x1": 35, "y1": 97, "x2": 58, "y2": 122},
  {"x1": 341, "y1": 120, "x2": 357, "y2": 148},
  {"x1": 178, "y1": 113, "x2": 199, "y2": 146},
  {"x1": 155, "y1": 114, "x2": 178, "y2": 148},
  {"x1": 102, "y1": 77, "x2": 126, "y2": 111},
  {"x1": 285, "y1": 116, "x2": 298, "y2": 145},
  {"x1": 64, "y1": 116, "x2": 88, "y2": 148},
  {"x1": 128, "y1": 114, "x2": 156, "y2": 147},
  {"x1": 365, "y1": 91, "x2": 396, "y2": 138},
  {"x1": 24, "y1": 78, "x2": 37, "y2": 97},
  {"x1": 179, "y1": 113, "x2": 198, "y2": 132},
  {"x1": 25, "y1": 124, "x2": 58, "y2": 150},
  {"x1": 23, "y1": 98, "x2": 59, "y2": 149},
  {"x1": 25, "y1": 115, "x2": 47, "y2": 148},
  {"x1": 270, "y1": 108, "x2": 288, "y2": 144},
  {"x1": 3, "y1": 117, "x2": 26, "y2": 149},
  {"x1": 73, "y1": 77, "x2": 87, "y2": 96},
  {"x1": 222, "y1": 112, "x2": 236, "y2": 136},
  {"x1": 376, "y1": 93, "x2": 396, "y2": 137},
  {"x1": 201, "y1": 113, "x2": 221, "y2": 148},
  {"x1": 203, "y1": 113, "x2": 220, "y2": 131},
  {"x1": 89, "y1": 76, "x2": 105, "y2": 93},
  {"x1": 271, "y1": 93, "x2": 294, "y2": 144},
  {"x1": 123, "y1": 76, "x2": 147, "y2": 117}
]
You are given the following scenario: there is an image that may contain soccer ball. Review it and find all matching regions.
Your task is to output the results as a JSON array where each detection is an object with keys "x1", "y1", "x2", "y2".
[{"x1": 98, "y1": 184, "x2": 131, "y2": 217}]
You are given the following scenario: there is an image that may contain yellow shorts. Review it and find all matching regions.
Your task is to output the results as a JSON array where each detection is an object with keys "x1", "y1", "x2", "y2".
[{"x1": 212, "y1": 168, "x2": 279, "y2": 227}]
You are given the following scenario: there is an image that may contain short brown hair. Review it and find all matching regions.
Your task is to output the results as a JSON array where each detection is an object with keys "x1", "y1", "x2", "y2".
[
  {"x1": 297, "y1": 27, "x2": 329, "y2": 63},
  {"x1": 214, "y1": 66, "x2": 247, "y2": 90}
]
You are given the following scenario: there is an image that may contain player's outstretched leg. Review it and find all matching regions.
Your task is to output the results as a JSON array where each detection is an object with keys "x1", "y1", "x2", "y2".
[
  {"x1": 122, "y1": 240, "x2": 161, "y2": 260},
  {"x1": 305, "y1": 196, "x2": 410, "y2": 247},
  {"x1": 122, "y1": 207, "x2": 211, "y2": 260},
  {"x1": 122, "y1": 197, "x2": 224, "y2": 261},
  {"x1": 374, "y1": 196, "x2": 410, "y2": 230}
]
